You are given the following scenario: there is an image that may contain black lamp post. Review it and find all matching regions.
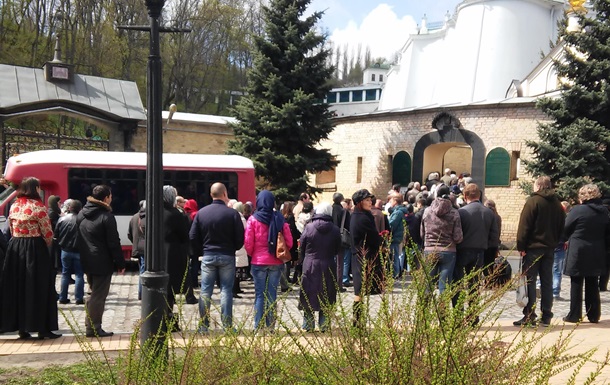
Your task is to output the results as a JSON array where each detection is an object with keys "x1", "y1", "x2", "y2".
[{"x1": 140, "y1": 0, "x2": 168, "y2": 352}]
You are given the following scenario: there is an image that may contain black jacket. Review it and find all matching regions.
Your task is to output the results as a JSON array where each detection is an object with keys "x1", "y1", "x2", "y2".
[
  {"x1": 516, "y1": 189, "x2": 565, "y2": 251},
  {"x1": 189, "y1": 199, "x2": 244, "y2": 256},
  {"x1": 564, "y1": 199, "x2": 610, "y2": 277},
  {"x1": 332, "y1": 203, "x2": 350, "y2": 231},
  {"x1": 77, "y1": 197, "x2": 125, "y2": 275},
  {"x1": 55, "y1": 213, "x2": 80, "y2": 252},
  {"x1": 164, "y1": 204, "x2": 191, "y2": 293}
]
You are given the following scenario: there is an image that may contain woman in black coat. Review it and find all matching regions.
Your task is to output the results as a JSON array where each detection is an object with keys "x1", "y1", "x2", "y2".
[
  {"x1": 298, "y1": 203, "x2": 341, "y2": 332},
  {"x1": 350, "y1": 189, "x2": 382, "y2": 327},
  {"x1": 162, "y1": 186, "x2": 191, "y2": 329},
  {"x1": 563, "y1": 184, "x2": 610, "y2": 324}
]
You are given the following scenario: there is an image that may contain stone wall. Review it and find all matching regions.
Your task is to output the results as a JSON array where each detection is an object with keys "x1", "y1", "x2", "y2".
[{"x1": 315, "y1": 102, "x2": 551, "y2": 244}]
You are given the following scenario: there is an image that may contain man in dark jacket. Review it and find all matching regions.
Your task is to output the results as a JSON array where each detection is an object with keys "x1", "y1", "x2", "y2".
[
  {"x1": 331, "y1": 192, "x2": 350, "y2": 292},
  {"x1": 77, "y1": 185, "x2": 125, "y2": 337},
  {"x1": 127, "y1": 200, "x2": 146, "y2": 300},
  {"x1": 514, "y1": 176, "x2": 565, "y2": 327},
  {"x1": 190, "y1": 182, "x2": 244, "y2": 333},
  {"x1": 56, "y1": 200, "x2": 84, "y2": 305},
  {"x1": 453, "y1": 184, "x2": 497, "y2": 323}
]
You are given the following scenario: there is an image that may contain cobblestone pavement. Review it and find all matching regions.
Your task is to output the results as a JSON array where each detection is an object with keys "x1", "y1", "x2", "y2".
[{"x1": 37, "y1": 266, "x2": 610, "y2": 336}]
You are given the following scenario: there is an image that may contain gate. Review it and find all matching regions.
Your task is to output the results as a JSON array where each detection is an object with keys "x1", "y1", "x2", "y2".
[{"x1": 2, "y1": 127, "x2": 109, "y2": 166}]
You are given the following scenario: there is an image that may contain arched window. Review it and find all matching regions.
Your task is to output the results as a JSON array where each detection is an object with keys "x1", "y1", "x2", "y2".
[
  {"x1": 392, "y1": 151, "x2": 412, "y2": 186},
  {"x1": 485, "y1": 148, "x2": 510, "y2": 186}
]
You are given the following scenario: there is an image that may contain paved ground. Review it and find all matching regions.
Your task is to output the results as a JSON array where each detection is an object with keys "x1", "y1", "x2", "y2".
[{"x1": 1, "y1": 263, "x2": 610, "y2": 383}]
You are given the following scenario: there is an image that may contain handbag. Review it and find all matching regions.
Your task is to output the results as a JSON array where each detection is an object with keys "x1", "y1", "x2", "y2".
[
  {"x1": 276, "y1": 231, "x2": 291, "y2": 263},
  {"x1": 340, "y1": 210, "x2": 352, "y2": 249},
  {"x1": 515, "y1": 261, "x2": 528, "y2": 307}
]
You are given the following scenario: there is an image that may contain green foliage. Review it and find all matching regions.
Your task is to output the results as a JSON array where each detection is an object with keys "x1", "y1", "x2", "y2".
[
  {"x1": 0, "y1": 0, "x2": 258, "y2": 114},
  {"x1": 227, "y1": 0, "x2": 337, "y2": 202},
  {"x1": 526, "y1": 0, "x2": 610, "y2": 200}
]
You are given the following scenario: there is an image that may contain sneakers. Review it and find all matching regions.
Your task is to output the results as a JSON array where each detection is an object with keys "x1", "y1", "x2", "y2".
[
  {"x1": 58, "y1": 299, "x2": 70, "y2": 304},
  {"x1": 513, "y1": 317, "x2": 537, "y2": 327},
  {"x1": 75, "y1": 299, "x2": 85, "y2": 305}
]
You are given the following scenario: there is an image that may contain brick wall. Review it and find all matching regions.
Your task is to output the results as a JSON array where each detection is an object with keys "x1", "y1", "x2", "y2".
[
  {"x1": 315, "y1": 103, "x2": 551, "y2": 244},
  {"x1": 132, "y1": 120, "x2": 234, "y2": 154}
]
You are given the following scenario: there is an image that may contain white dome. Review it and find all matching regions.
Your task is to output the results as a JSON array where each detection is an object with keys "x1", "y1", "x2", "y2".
[{"x1": 379, "y1": 0, "x2": 564, "y2": 110}]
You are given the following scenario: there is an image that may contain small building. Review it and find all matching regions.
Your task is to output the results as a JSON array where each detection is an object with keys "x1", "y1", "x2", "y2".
[{"x1": 325, "y1": 63, "x2": 390, "y2": 117}]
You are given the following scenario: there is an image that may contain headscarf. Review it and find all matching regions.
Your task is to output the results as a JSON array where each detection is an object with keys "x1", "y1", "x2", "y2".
[
  {"x1": 253, "y1": 190, "x2": 285, "y2": 255},
  {"x1": 162, "y1": 185, "x2": 177, "y2": 207},
  {"x1": 184, "y1": 199, "x2": 198, "y2": 220}
]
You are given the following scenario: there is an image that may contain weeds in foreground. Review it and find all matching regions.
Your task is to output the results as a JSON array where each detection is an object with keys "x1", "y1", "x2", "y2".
[{"x1": 5, "y1": 246, "x2": 610, "y2": 384}]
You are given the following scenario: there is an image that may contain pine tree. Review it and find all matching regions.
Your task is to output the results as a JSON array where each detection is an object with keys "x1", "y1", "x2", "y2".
[
  {"x1": 526, "y1": 0, "x2": 610, "y2": 200},
  {"x1": 227, "y1": 0, "x2": 337, "y2": 202}
]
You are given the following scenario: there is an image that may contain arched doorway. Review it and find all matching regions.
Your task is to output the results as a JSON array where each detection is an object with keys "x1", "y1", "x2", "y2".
[
  {"x1": 422, "y1": 143, "x2": 472, "y2": 180},
  {"x1": 413, "y1": 124, "x2": 485, "y2": 190},
  {"x1": 392, "y1": 151, "x2": 412, "y2": 186}
]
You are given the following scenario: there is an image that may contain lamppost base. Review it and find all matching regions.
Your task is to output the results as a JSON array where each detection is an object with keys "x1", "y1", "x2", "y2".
[{"x1": 140, "y1": 271, "x2": 169, "y2": 352}]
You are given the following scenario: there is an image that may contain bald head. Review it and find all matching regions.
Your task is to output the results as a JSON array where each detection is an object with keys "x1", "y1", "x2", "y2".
[{"x1": 211, "y1": 182, "x2": 228, "y2": 201}]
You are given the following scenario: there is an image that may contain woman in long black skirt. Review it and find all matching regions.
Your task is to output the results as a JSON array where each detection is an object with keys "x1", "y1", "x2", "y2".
[{"x1": 0, "y1": 177, "x2": 61, "y2": 339}]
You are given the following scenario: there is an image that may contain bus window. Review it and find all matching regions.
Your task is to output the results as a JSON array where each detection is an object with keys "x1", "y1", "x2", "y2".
[{"x1": 67, "y1": 168, "x2": 239, "y2": 215}]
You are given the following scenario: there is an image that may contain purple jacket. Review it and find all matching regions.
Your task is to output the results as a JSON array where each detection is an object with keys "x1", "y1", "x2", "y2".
[
  {"x1": 299, "y1": 214, "x2": 341, "y2": 311},
  {"x1": 421, "y1": 198, "x2": 463, "y2": 252}
]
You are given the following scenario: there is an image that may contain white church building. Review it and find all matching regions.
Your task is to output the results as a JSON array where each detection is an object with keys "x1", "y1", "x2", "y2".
[{"x1": 316, "y1": 0, "x2": 582, "y2": 242}]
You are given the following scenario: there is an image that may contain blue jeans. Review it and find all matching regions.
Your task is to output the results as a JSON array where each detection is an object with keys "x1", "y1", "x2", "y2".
[
  {"x1": 343, "y1": 248, "x2": 352, "y2": 284},
  {"x1": 60, "y1": 250, "x2": 84, "y2": 302},
  {"x1": 251, "y1": 264, "x2": 282, "y2": 330},
  {"x1": 138, "y1": 255, "x2": 145, "y2": 300},
  {"x1": 199, "y1": 253, "x2": 235, "y2": 331},
  {"x1": 553, "y1": 248, "x2": 566, "y2": 297},
  {"x1": 303, "y1": 309, "x2": 328, "y2": 332},
  {"x1": 426, "y1": 251, "x2": 456, "y2": 294},
  {"x1": 391, "y1": 242, "x2": 404, "y2": 278}
]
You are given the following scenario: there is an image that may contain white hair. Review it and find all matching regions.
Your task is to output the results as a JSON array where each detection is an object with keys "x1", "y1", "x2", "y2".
[{"x1": 314, "y1": 202, "x2": 332, "y2": 216}]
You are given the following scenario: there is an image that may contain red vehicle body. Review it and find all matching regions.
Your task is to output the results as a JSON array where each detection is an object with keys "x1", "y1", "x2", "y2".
[{"x1": 0, "y1": 150, "x2": 256, "y2": 260}]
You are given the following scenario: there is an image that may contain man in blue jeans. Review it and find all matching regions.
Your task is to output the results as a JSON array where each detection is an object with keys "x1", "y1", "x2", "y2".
[
  {"x1": 190, "y1": 182, "x2": 244, "y2": 333},
  {"x1": 55, "y1": 200, "x2": 85, "y2": 305}
]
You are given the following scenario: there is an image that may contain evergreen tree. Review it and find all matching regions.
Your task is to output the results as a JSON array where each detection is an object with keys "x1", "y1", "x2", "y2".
[
  {"x1": 526, "y1": 0, "x2": 610, "y2": 200},
  {"x1": 227, "y1": 0, "x2": 337, "y2": 201}
]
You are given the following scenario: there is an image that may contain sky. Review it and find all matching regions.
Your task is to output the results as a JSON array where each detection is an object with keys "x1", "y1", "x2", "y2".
[{"x1": 308, "y1": 0, "x2": 462, "y2": 61}]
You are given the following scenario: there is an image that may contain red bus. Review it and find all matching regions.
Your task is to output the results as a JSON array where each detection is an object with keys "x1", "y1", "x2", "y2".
[{"x1": 0, "y1": 149, "x2": 256, "y2": 259}]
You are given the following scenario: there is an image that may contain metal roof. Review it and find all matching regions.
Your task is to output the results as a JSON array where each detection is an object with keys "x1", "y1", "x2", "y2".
[{"x1": 0, "y1": 64, "x2": 146, "y2": 122}]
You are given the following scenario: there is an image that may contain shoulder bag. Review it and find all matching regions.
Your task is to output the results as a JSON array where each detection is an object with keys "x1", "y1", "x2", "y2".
[{"x1": 340, "y1": 210, "x2": 352, "y2": 249}]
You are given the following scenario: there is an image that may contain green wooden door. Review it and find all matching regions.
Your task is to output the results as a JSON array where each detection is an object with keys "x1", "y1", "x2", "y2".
[
  {"x1": 485, "y1": 148, "x2": 510, "y2": 186},
  {"x1": 393, "y1": 151, "x2": 412, "y2": 186}
]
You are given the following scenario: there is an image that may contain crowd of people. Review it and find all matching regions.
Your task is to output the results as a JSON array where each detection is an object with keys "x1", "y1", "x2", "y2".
[{"x1": 0, "y1": 170, "x2": 609, "y2": 338}]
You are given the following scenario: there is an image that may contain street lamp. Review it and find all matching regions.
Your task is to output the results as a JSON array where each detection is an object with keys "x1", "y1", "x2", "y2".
[{"x1": 140, "y1": 0, "x2": 168, "y2": 353}]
